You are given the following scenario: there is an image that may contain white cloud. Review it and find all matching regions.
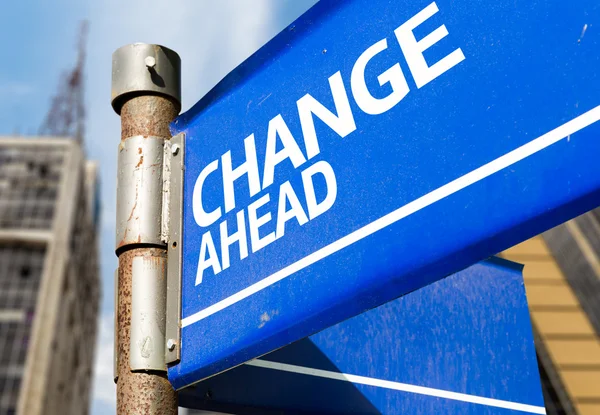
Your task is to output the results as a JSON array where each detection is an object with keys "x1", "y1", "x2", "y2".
[{"x1": 0, "y1": 81, "x2": 35, "y2": 98}]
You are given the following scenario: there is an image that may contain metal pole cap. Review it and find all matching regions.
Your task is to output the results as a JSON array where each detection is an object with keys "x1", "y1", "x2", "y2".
[{"x1": 111, "y1": 43, "x2": 181, "y2": 114}]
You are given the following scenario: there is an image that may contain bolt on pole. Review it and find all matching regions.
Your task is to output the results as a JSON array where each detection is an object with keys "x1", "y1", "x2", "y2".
[{"x1": 111, "y1": 43, "x2": 181, "y2": 414}]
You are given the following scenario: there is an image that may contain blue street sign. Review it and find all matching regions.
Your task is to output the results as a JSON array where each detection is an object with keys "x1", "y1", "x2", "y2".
[
  {"x1": 168, "y1": 0, "x2": 600, "y2": 388},
  {"x1": 179, "y1": 259, "x2": 546, "y2": 414}
]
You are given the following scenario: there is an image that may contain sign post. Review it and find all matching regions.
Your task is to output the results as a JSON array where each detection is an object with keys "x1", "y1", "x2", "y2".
[{"x1": 111, "y1": 43, "x2": 181, "y2": 414}]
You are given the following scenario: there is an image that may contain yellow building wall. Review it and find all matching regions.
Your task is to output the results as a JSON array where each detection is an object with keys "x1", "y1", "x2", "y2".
[{"x1": 503, "y1": 236, "x2": 600, "y2": 415}]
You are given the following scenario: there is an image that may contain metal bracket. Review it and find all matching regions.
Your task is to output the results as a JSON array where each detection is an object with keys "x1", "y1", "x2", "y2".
[{"x1": 165, "y1": 133, "x2": 184, "y2": 364}]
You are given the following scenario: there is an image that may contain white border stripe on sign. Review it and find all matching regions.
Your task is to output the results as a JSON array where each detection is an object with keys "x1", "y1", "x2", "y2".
[
  {"x1": 247, "y1": 359, "x2": 547, "y2": 414},
  {"x1": 182, "y1": 105, "x2": 600, "y2": 328}
]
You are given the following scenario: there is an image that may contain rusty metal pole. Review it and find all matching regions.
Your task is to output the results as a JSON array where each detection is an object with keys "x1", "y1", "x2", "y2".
[{"x1": 111, "y1": 44, "x2": 181, "y2": 414}]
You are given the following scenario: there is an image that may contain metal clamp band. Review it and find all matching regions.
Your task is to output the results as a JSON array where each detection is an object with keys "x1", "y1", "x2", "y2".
[
  {"x1": 116, "y1": 135, "x2": 166, "y2": 250},
  {"x1": 130, "y1": 256, "x2": 168, "y2": 371}
]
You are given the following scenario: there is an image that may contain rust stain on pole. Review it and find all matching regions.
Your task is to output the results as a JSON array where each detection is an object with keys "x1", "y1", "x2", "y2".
[{"x1": 121, "y1": 96, "x2": 178, "y2": 141}]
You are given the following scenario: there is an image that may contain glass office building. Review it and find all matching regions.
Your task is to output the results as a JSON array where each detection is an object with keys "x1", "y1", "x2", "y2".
[{"x1": 0, "y1": 138, "x2": 100, "y2": 415}]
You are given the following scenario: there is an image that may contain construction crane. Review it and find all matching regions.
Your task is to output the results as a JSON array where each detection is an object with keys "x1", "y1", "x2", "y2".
[{"x1": 38, "y1": 21, "x2": 88, "y2": 143}]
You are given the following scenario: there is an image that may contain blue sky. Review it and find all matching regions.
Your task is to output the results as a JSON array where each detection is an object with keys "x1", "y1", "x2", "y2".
[{"x1": 0, "y1": 1, "x2": 317, "y2": 412}]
